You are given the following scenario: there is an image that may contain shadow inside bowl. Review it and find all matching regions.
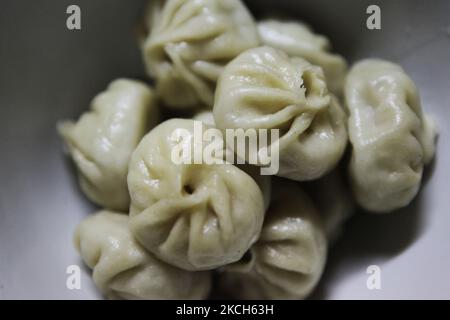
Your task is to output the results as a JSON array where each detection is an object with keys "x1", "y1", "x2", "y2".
[{"x1": 310, "y1": 188, "x2": 429, "y2": 299}]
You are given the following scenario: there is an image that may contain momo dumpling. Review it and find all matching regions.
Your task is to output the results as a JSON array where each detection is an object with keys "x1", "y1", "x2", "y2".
[
  {"x1": 219, "y1": 179, "x2": 327, "y2": 300},
  {"x1": 74, "y1": 211, "x2": 211, "y2": 300},
  {"x1": 141, "y1": 0, "x2": 260, "y2": 109},
  {"x1": 305, "y1": 169, "x2": 355, "y2": 244},
  {"x1": 58, "y1": 79, "x2": 159, "y2": 211},
  {"x1": 127, "y1": 119, "x2": 266, "y2": 271},
  {"x1": 258, "y1": 20, "x2": 348, "y2": 95},
  {"x1": 346, "y1": 59, "x2": 437, "y2": 213},
  {"x1": 214, "y1": 46, "x2": 348, "y2": 181}
]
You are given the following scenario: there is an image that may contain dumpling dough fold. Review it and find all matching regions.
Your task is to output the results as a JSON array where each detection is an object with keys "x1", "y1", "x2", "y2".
[
  {"x1": 345, "y1": 59, "x2": 437, "y2": 212},
  {"x1": 305, "y1": 169, "x2": 355, "y2": 244},
  {"x1": 141, "y1": 0, "x2": 260, "y2": 108},
  {"x1": 191, "y1": 111, "x2": 272, "y2": 210},
  {"x1": 74, "y1": 211, "x2": 211, "y2": 300},
  {"x1": 258, "y1": 20, "x2": 348, "y2": 96},
  {"x1": 219, "y1": 179, "x2": 327, "y2": 300},
  {"x1": 127, "y1": 119, "x2": 266, "y2": 271},
  {"x1": 213, "y1": 46, "x2": 347, "y2": 181},
  {"x1": 58, "y1": 79, "x2": 159, "y2": 211}
]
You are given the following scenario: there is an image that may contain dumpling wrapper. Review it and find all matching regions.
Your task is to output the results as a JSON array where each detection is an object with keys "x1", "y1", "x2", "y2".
[
  {"x1": 127, "y1": 118, "x2": 266, "y2": 271},
  {"x1": 141, "y1": 0, "x2": 260, "y2": 109},
  {"x1": 219, "y1": 178, "x2": 327, "y2": 300},
  {"x1": 213, "y1": 46, "x2": 348, "y2": 181},
  {"x1": 74, "y1": 211, "x2": 211, "y2": 300},
  {"x1": 257, "y1": 20, "x2": 348, "y2": 96},
  {"x1": 58, "y1": 79, "x2": 159, "y2": 211},
  {"x1": 346, "y1": 59, "x2": 437, "y2": 213}
]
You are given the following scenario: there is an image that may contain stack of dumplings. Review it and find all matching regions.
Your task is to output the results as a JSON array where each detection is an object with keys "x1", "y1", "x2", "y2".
[{"x1": 59, "y1": 0, "x2": 437, "y2": 300}]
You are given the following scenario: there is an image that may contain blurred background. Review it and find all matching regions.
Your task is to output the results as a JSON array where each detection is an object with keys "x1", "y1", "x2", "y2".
[{"x1": 0, "y1": 0, "x2": 449, "y2": 299}]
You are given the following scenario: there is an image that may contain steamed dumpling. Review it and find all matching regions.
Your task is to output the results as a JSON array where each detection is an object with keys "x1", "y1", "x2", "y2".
[
  {"x1": 257, "y1": 20, "x2": 348, "y2": 95},
  {"x1": 219, "y1": 179, "x2": 327, "y2": 299},
  {"x1": 305, "y1": 169, "x2": 355, "y2": 244},
  {"x1": 346, "y1": 59, "x2": 437, "y2": 213},
  {"x1": 141, "y1": 0, "x2": 260, "y2": 109},
  {"x1": 213, "y1": 46, "x2": 348, "y2": 181},
  {"x1": 127, "y1": 118, "x2": 266, "y2": 270},
  {"x1": 74, "y1": 211, "x2": 211, "y2": 300},
  {"x1": 58, "y1": 79, "x2": 159, "y2": 211}
]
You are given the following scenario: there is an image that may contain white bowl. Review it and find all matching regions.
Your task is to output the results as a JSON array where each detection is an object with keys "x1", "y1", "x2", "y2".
[{"x1": 0, "y1": 0, "x2": 449, "y2": 299}]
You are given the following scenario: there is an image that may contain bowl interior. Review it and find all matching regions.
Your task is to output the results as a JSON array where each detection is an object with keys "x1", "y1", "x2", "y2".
[{"x1": 0, "y1": 0, "x2": 449, "y2": 299}]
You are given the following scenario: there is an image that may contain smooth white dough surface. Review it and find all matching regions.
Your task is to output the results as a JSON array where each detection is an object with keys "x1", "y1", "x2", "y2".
[{"x1": 346, "y1": 59, "x2": 436, "y2": 213}]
